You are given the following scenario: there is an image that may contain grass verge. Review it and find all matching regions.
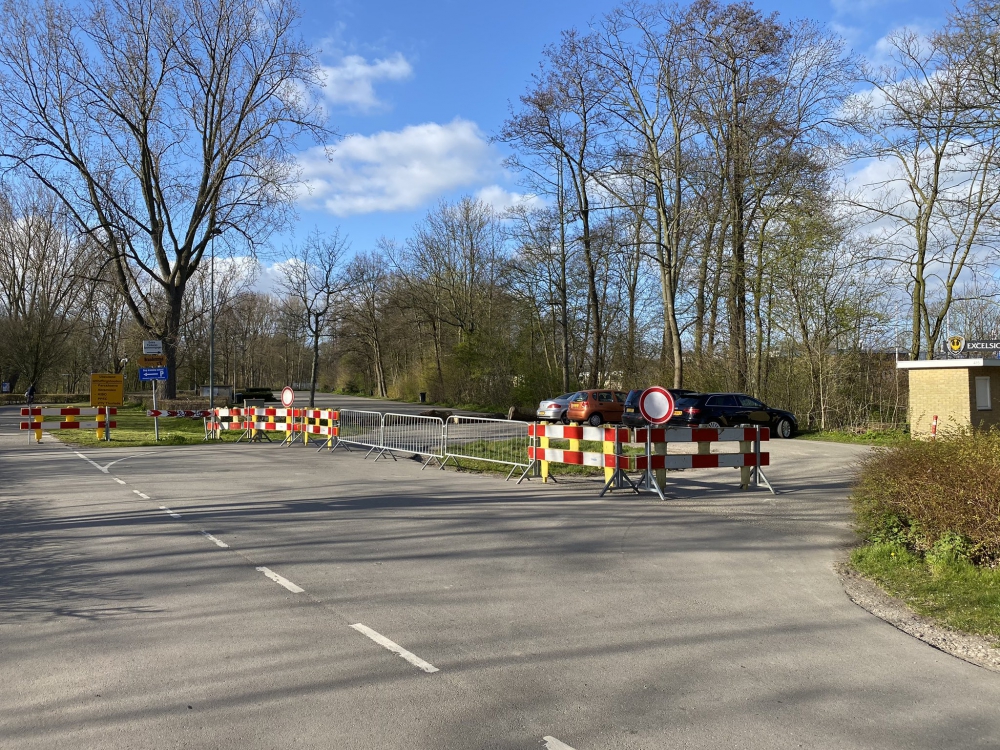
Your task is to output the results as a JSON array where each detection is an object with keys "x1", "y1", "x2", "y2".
[
  {"x1": 796, "y1": 429, "x2": 910, "y2": 447},
  {"x1": 851, "y1": 542, "x2": 1000, "y2": 641},
  {"x1": 45, "y1": 404, "x2": 239, "y2": 448}
]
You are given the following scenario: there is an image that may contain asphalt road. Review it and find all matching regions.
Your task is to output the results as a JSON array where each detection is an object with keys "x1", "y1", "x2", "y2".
[{"x1": 2, "y1": 402, "x2": 999, "y2": 749}]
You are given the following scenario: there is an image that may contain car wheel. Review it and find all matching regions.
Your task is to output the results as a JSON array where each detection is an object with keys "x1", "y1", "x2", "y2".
[
  {"x1": 776, "y1": 418, "x2": 793, "y2": 439},
  {"x1": 588, "y1": 413, "x2": 603, "y2": 426},
  {"x1": 560, "y1": 411, "x2": 570, "y2": 425},
  {"x1": 703, "y1": 420, "x2": 722, "y2": 429}
]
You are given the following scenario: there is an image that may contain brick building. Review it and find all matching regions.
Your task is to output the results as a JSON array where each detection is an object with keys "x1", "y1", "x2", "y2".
[{"x1": 897, "y1": 359, "x2": 1000, "y2": 438}]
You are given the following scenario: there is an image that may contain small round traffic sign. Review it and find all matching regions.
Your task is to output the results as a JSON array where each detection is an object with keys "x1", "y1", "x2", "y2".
[
  {"x1": 281, "y1": 386, "x2": 295, "y2": 407},
  {"x1": 638, "y1": 386, "x2": 675, "y2": 425}
]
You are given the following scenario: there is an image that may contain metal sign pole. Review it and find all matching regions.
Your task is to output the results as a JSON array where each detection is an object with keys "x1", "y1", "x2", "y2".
[{"x1": 152, "y1": 380, "x2": 159, "y2": 441}]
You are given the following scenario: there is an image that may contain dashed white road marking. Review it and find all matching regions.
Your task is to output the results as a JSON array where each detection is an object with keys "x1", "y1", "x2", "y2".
[
  {"x1": 350, "y1": 623, "x2": 439, "y2": 674},
  {"x1": 201, "y1": 531, "x2": 230, "y2": 549},
  {"x1": 113, "y1": 478, "x2": 126, "y2": 485},
  {"x1": 159, "y1": 505, "x2": 181, "y2": 519},
  {"x1": 256, "y1": 566, "x2": 304, "y2": 593},
  {"x1": 73, "y1": 451, "x2": 108, "y2": 473},
  {"x1": 133, "y1": 490, "x2": 150, "y2": 500},
  {"x1": 542, "y1": 737, "x2": 577, "y2": 750}
]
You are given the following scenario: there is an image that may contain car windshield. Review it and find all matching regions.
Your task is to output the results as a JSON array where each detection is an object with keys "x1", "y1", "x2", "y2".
[{"x1": 571, "y1": 392, "x2": 588, "y2": 402}]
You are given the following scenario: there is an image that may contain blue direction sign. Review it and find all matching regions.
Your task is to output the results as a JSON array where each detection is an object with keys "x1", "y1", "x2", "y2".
[{"x1": 139, "y1": 367, "x2": 168, "y2": 382}]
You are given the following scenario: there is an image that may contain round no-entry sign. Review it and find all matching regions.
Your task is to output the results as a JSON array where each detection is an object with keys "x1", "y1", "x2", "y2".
[
  {"x1": 281, "y1": 386, "x2": 295, "y2": 407},
  {"x1": 638, "y1": 386, "x2": 675, "y2": 425}
]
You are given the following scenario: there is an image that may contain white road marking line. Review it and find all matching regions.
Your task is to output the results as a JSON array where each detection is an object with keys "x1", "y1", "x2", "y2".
[
  {"x1": 350, "y1": 623, "x2": 439, "y2": 674},
  {"x1": 73, "y1": 451, "x2": 108, "y2": 473},
  {"x1": 542, "y1": 737, "x2": 577, "y2": 750},
  {"x1": 113, "y1": 478, "x2": 126, "y2": 485},
  {"x1": 256, "y1": 567, "x2": 304, "y2": 593},
  {"x1": 159, "y1": 505, "x2": 181, "y2": 519},
  {"x1": 133, "y1": 490, "x2": 150, "y2": 499},
  {"x1": 201, "y1": 531, "x2": 230, "y2": 549}
]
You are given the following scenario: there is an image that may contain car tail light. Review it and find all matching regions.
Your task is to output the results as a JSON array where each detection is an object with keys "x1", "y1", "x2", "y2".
[
  {"x1": 686, "y1": 407, "x2": 701, "y2": 416},
  {"x1": 547, "y1": 403, "x2": 560, "y2": 408}
]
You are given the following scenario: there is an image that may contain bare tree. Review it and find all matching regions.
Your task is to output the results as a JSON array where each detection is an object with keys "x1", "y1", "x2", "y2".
[
  {"x1": 277, "y1": 230, "x2": 348, "y2": 406},
  {"x1": 594, "y1": 1, "x2": 699, "y2": 388},
  {"x1": 691, "y1": 0, "x2": 854, "y2": 389},
  {"x1": 844, "y1": 27, "x2": 1000, "y2": 360},
  {"x1": 500, "y1": 30, "x2": 613, "y2": 388},
  {"x1": 0, "y1": 186, "x2": 91, "y2": 389},
  {"x1": 344, "y1": 249, "x2": 392, "y2": 398},
  {"x1": 0, "y1": 0, "x2": 326, "y2": 397}
]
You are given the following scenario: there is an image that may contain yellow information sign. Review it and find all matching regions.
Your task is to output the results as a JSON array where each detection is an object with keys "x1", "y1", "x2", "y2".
[
  {"x1": 138, "y1": 354, "x2": 166, "y2": 368},
  {"x1": 90, "y1": 373, "x2": 124, "y2": 407}
]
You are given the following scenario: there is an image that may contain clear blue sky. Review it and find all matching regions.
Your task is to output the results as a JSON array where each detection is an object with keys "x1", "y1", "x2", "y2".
[{"x1": 271, "y1": 0, "x2": 950, "y2": 270}]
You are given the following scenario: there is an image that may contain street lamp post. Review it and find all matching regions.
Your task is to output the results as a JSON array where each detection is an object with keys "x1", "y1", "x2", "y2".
[{"x1": 209, "y1": 231, "x2": 215, "y2": 414}]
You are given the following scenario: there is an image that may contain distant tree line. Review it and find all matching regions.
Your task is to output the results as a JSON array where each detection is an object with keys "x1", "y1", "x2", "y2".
[{"x1": 3, "y1": 0, "x2": 1000, "y2": 430}]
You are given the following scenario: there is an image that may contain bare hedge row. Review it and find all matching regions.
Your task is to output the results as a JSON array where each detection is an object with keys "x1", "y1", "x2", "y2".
[{"x1": 852, "y1": 431, "x2": 1000, "y2": 564}]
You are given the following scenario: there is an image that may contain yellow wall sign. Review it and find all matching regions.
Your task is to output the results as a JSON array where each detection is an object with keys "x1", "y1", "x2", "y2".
[{"x1": 90, "y1": 373, "x2": 124, "y2": 406}]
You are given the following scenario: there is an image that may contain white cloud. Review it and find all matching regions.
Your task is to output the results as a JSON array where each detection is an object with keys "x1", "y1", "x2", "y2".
[
  {"x1": 297, "y1": 119, "x2": 499, "y2": 216},
  {"x1": 319, "y1": 53, "x2": 412, "y2": 112},
  {"x1": 474, "y1": 185, "x2": 544, "y2": 212}
]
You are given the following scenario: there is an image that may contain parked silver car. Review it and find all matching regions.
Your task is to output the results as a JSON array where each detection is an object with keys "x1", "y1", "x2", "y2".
[{"x1": 536, "y1": 392, "x2": 576, "y2": 424}]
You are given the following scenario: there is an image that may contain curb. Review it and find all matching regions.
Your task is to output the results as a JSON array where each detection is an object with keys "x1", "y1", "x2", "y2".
[{"x1": 836, "y1": 561, "x2": 1000, "y2": 673}]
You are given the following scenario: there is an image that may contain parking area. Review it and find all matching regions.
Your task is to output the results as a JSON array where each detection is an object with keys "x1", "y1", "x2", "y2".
[{"x1": 2, "y1": 401, "x2": 999, "y2": 750}]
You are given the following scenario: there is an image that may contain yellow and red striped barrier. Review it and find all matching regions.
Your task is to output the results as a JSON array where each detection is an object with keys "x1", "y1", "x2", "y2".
[
  {"x1": 527, "y1": 422, "x2": 771, "y2": 494},
  {"x1": 300, "y1": 409, "x2": 338, "y2": 449},
  {"x1": 20, "y1": 407, "x2": 117, "y2": 442}
]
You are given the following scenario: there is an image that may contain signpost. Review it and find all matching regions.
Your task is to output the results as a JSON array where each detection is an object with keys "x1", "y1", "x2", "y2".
[
  {"x1": 139, "y1": 367, "x2": 168, "y2": 382},
  {"x1": 281, "y1": 386, "x2": 295, "y2": 407},
  {"x1": 638, "y1": 386, "x2": 675, "y2": 425},
  {"x1": 946, "y1": 336, "x2": 1000, "y2": 356},
  {"x1": 138, "y1": 354, "x2": 167, "y2": 441},
  {"x1": 90, "y1": 373, "x2": 124, "y2": 441},
  {"x1": 138, "y1": 354, "x2": 166, "y2": 368},
  {"x1": 638, "y1": 386, "x2": 675, "y2": 501}
]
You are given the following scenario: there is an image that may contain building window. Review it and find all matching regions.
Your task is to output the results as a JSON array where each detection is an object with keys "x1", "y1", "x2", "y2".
[{"x1": 976, "y1": 376, "x2": 992, "y2": 411}]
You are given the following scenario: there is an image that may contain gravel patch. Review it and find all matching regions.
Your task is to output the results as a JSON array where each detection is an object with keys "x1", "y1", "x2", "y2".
[{"x1": 837, "y1": 561, "x2": 1000, "y2": 672}]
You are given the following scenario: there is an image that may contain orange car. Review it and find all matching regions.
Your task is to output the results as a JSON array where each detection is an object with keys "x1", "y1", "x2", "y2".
[{"x1": 565, "y1": 389, "x2": 629, "y2": 426}]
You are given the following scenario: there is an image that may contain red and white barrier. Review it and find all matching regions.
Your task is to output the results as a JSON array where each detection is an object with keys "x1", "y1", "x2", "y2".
[
  {"x1": 20, "y1": 407, "x2": 117, "y2": 442},
  {"x1": 528, "y1": 424, "x2": 630, "y2": 442},
  {"x1": 527, "y1": 446, "x2": 631, "y2": 468},
  {"x1": 531, "y1": 422, "x2": 773, "y2": 496}
]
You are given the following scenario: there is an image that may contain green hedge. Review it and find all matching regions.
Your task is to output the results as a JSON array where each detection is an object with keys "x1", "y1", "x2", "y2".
[
  {"x1": 0, "y1": 393, "x2": 91, "y2": 406},
  {"x1": 852, "y1": 430, "x2": 1000, "y2": 564}
]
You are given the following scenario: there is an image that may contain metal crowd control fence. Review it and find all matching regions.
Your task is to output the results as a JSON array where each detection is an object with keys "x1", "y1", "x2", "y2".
[
  {"x1": 20, "y1": 407, "x2": 117, "y2": 442},
  {"x1": 332, "y1": 409, "x2": 384, "y2": 457},
  {"x1": 379, "y1": 413, "x2": 445, "y2": 467},
  {"x1": 442, "y1": 415, "x2": 534, "y2": 481}
]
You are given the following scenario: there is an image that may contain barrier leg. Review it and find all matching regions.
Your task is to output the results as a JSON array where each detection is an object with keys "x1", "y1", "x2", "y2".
[
  {"x1": 540, "y1": 434, "x2": 550, "y2": 483},
  {"x1": 752, "y1": 427, "x2": 776, "y2": 494},
  {"x1": 644, "y1": 431, "x2": 666, "y2": 500},
  {"x1": 33, "y1": 416, "x2": 42, "y2": 444},
  {"x1": 740, "y1": 439, "x2": 752, "y2": 490},
  {"x1": 654, "y1": 441, "x2": 666, "y2": 489}
]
